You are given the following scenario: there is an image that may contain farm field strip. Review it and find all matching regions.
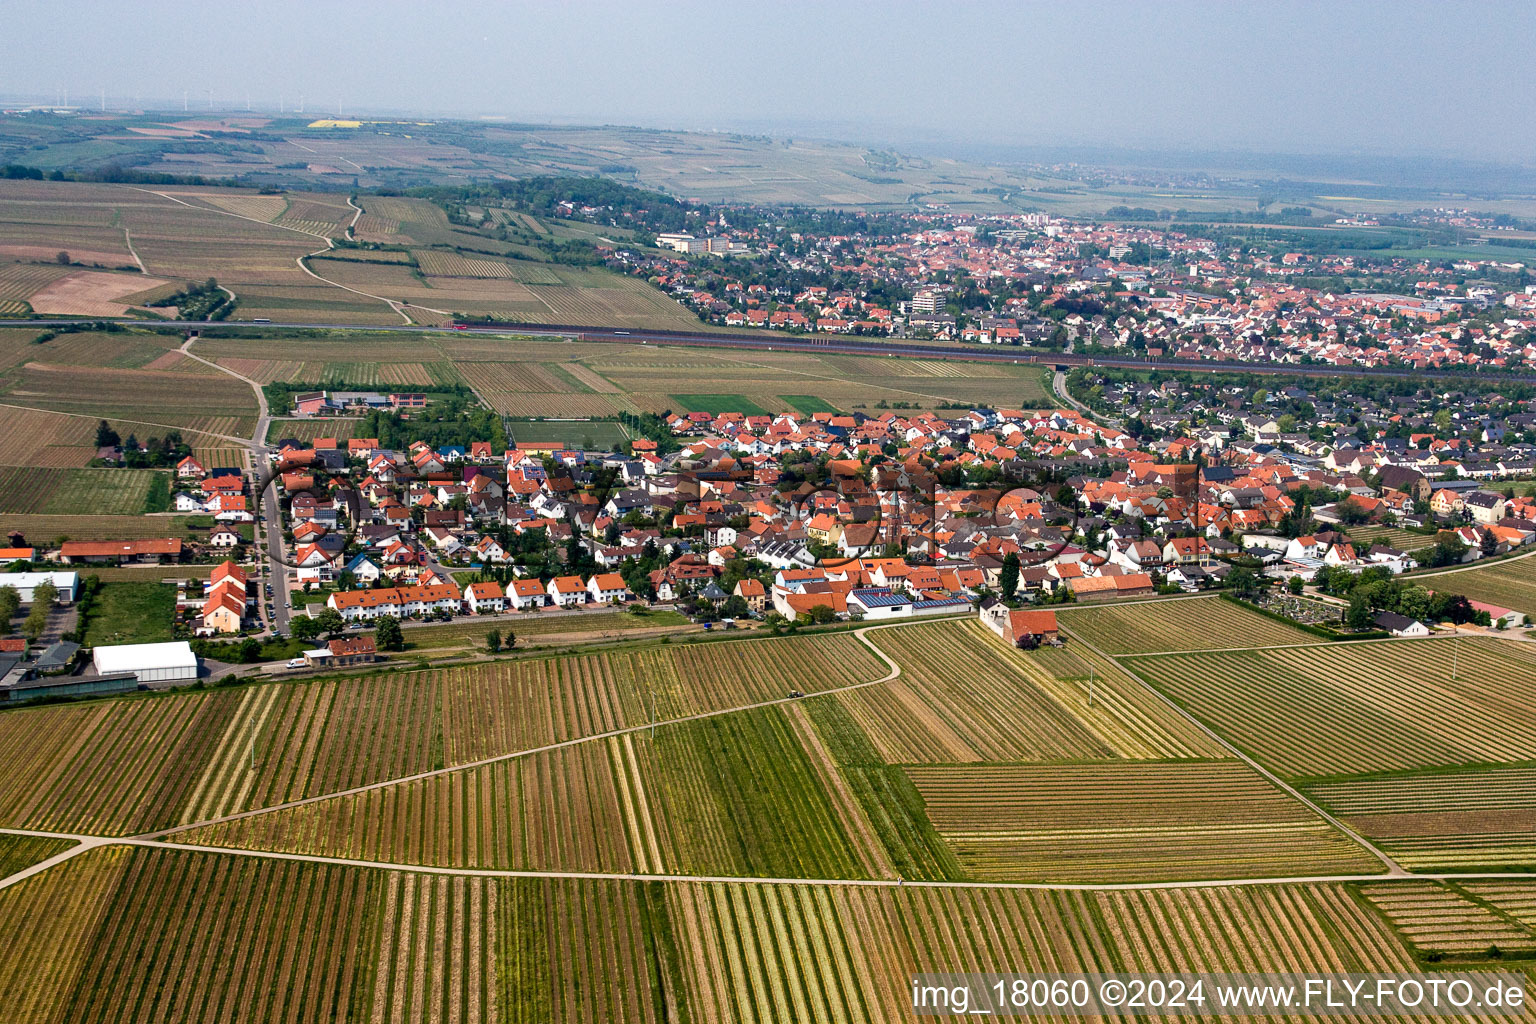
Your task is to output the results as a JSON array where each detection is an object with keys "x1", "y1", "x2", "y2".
[
  {"x1": 175, "y1": 739, "x2": 640, "y2": 874},
  {"x1": 1413, "y1": 555, "x2": 1536, "y2": 616},
  {"x1": 989, "y1": 628, "x2": 1227, "y2": 759},
  {"x1": 906, "y1": 761, "x2": 1383, "y2": 883},
  {"x1": 1128, "y1": 638, "x2": 1536, "y2": 778},
  {"x1": 1359, "y1": 881, "x2": 1536, "y2": 956},
  {"x1": 0, "y1": 845, "x2": 132, "y2": 1024},
  {"x1": 850, "y1": 621, "x2": 1116, "y2": 763},
  {"x1": 176, "y1": 704, "x2": 870, "y2": 882},
  {"x1": 0, "y1": 833, "x2": 75, "y2": 880},
  {"x1": 1059, "y1": 594, "x2": 1318, "y2": 654},
  {"x1": 0, "y1": 403, "x2": 95, "y2": 466},
  {"x1": 0, "y1": 692, "x2": 245, "y2": 836},
  {"x1": 0, "y1": 838, "x2": 1471, "y2": 1024},
  {"x1": 1307, "y1": 764, "x2": 1536, "y2": 871},
  {"x1": 0, "y1": 465, "x2": 164, "y2": 515},
  {"x1": 0, "y1": 632, "x2": 887, "y2": 846}
]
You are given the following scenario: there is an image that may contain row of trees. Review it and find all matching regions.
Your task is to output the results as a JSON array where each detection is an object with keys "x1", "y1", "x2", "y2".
[
  {"x1": 1312, "y1": 564, "x2": 1486, "y2": 628},
  {"x1": 0, "y1": 581, "x2": 58, "y2": 642}
]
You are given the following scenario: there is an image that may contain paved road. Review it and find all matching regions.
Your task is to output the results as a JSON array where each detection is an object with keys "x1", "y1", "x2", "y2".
[{"x1": 178, "y1": 335, "x2": 289, "y2": 632}]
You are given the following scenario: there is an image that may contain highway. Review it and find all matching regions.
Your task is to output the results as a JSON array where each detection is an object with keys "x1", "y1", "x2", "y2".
[{"x1": 9, "y1": 318, "x2": 1536, "y2": 386}]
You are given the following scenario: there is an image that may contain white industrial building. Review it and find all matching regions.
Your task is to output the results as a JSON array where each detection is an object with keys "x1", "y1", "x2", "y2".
[
  {"x1": 0, "y1": 571, "x2": 79, "y2": 603},
  {"x1": 91, "y1": 641, "x2": 199, "y2": 684}
]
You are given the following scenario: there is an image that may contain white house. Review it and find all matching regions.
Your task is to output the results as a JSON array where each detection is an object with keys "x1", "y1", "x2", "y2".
[
  {"x1": 587, "y1": 573, "x2": 630, "y2": 604},
  {"x1": 1372, "y1": 611, "x2": 1431, "y2": 638},
  {"x1": 465, "y1": 581, "x2": 505, "y2": 615},
  {"x1": 208, "y1": 525, "x2": 243, "y2": 548},
  {"x1": 847, "y1": 588, "x2": 912, "y2": 620},
  {"x1": 507, "y1": 578, "x2": 548, "y2": 610},
  {"x1": 546, "y1": 576, "x2": 587, "y2": 608},
  {"x1": 1285, "y1": 535, "x2": 1326, "y2": 560}
]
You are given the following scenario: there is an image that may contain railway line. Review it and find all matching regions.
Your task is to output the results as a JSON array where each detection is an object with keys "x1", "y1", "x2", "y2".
[{"x1": 5, "y1": 317, "x2": 1531, "y2": 385}]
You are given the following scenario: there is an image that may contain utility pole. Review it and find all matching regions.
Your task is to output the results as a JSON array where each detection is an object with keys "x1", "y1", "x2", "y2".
[{"x1": 249, "y1": 707, "x2": 256, "y2": 771}]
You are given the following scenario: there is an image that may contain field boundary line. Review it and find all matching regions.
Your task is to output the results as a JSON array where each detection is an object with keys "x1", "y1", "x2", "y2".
[
  {"x1": 6, "y1": 824, "x2": 1536, "y2": 894},
  {"x1": 131, "y1": 623, "x2": 908, "y2": 843},
  {"x1": 1059, "y1": 622, "x2": 1410, "y2": 877}
]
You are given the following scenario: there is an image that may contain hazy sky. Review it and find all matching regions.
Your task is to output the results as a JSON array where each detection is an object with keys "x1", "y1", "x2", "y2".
[{"x1": 7, "y1": 0, "x2": 1534, "y2": 163}]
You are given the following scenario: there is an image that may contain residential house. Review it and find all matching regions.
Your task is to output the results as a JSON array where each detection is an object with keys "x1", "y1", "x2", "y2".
[
  {"x1": 587, "y1": 573, "x2": 631, "y2": 605},
  {"x1": 507, "y1": 578, "x2": 548, "y2": 610},
  {"x1": 980, "y1": 602, "x2": 1060, "y2": 648},
  {"x1": 547, "y1": 576, "x2": 588, "y2": 608},
  {"x1": 465, "y1": 581, "x2": 505, "y2": 615}
]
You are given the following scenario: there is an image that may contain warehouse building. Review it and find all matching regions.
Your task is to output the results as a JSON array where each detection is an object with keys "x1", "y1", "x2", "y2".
[
  {"x1": 91, "y1": 641, "x2": 199, "y2": 684},
  {"x1": 0, "y1": 571, "x2": 79, "y2": 603}
]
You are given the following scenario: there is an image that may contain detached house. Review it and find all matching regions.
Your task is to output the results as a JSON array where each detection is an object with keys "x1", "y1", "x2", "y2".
[{"x1": 980, "y1": 602, "x2": 1060, "y2": 648}]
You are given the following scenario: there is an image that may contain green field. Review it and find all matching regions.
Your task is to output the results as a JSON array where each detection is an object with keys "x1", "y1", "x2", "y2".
[
  {"x1": 0, "y1": 467, "x2": 170, "y2": 516},
  {"x1": 508, "y1": 418, "x2": 630, "y2": 449},
  {"x1": 78, "y1": 582, "x2": 176, "y2": 646},
  {"x1": 669, "y1": 393, "x2": 770, "y2": 416},
  {"x1": 779, "y1": 394, "x2": 840, "y2": 415}
]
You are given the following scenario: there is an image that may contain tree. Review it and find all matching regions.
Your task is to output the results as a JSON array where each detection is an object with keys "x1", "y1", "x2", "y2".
[
  {"x1": 999, "y1": 552, "x2": 1020, "y2": 602},
  {"x1": 1334, "y1": 496, "x2": 1370, "y2": 526},
  {"x1": 0, "y1": 585, "x2": 17, "y2": 622},
  {"x1": 1287, "y1": 576, "x2": 1303, "y2": 595},
  {"x1": 22, "y1": 603, "x2": 48, "y2": 642},
  {"x1": 806, "y1": 604, "x2": 838, "y2": 625},
  {"x1": 374, "y1": 616, "x2": 404, "y2": 651},
  {"x1": 31, "y1": 580, "x2": 57, "y2": 610},
  {"x1": 1346, "y1": 593, "x2": 1375, "y2": 630},
  {"x1": 94, "y1": 420, "x2": 119, "y2": 448},
  {"x1": 485, "y1": 628, "x2": 502, "y2": 654},
  {"x1": 502, "y1": 628, "x2": 515, "y2": 650},
  {"x1": 1226, "y1": 565, "x2": 1260, "y2": 599},
  {"x1": 291, "y1": 616, "x2": 323, "y2": 641},
  {"x1": 56, "y1": 250, "x2": 70, "y2": 265},
  {"x1": 313, "y1": 607, "x2": 345, "y2": 637}
]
